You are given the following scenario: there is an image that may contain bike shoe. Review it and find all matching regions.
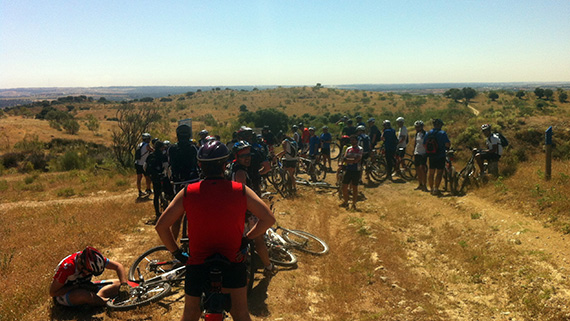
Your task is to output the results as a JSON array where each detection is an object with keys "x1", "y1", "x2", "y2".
[
  {"x1": 138, "y1": 191, "x2": 146, "y2": 197},
  {"x1": 145, "y1": 189, "x2": 153, "y2": 195}
]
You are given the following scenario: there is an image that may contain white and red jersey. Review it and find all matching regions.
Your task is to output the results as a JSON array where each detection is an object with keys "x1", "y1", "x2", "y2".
[
  {"x1": 344, "y1": 145, "x2": 363, "y2": 171},
  {"x1": 52, "y1": 251, "x2": 108, "y2": 285}
]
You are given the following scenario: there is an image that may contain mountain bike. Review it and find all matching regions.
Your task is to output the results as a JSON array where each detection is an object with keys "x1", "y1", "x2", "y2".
[
  {"x1": 455, "y1": 148, "x2": 484, "y2": 195},
  {"x1": 441, "y1": 149, "x2": 457, "y2": 195},
  {"x1": 269, "y1": 159, "x2": 296, "y2": 198},
  {"x1": 394, "y1": 148, "x2": 416, "y2": 181},
  {"x1": 298, "y1": 154, "x2": 327, "y2": 182}
]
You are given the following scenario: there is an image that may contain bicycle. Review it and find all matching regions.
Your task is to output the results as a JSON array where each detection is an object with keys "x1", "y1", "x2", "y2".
[
  {"x1": 394, "y1": 147, "x2": 416, "y2": 181},
  {"x1": 441, "y1": 149, "x2": 458, "y2": 195},
  {"x1": 298, "y1": 154, "x2": 327, "y2": 182},
  {"x1": 455, "y1": 147, "x2": 486, "y2": 195},
  {"x1": 269, "y1": 158, "x2": 296, "y2": 198},
  {"x1": 329, "y1": 142, "x2": 342, "y2": 160}
]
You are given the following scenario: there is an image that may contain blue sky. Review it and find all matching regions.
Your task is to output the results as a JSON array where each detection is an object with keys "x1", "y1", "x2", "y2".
[{"x1": 1, "y1": 0, "x2": 569, "y2": 88}]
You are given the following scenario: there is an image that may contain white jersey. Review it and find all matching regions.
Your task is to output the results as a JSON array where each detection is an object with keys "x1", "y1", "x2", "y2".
[
  {"x1": 486, "y1": 134, "x2": 503, "y2": 156},
  {"x1": 414, "y1": 131, "x2": 426, "y2": 155},
  {"x1": 135, "y1": 142, "x2": 151, "y2": 166},
  {"x1": 397, "y1": 126, "x2": 408, "y2": 148}
]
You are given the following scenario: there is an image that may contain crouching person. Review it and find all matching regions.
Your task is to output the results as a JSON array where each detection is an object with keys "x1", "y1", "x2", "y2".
[{"x1": 50, "y1": 246, "x2": 129, "y2": 307}]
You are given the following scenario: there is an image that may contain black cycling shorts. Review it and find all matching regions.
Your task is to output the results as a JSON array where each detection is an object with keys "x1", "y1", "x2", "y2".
[
  {"x1": 414, "y1": 154, "x2": 427, "y2": 167},
  {"x1": 135, "y1": 164, "x2": 147, "y2": 175},
  {"x1": 321, "y1": 147, "x2": 331, "y2": 156},
  {"x1": 342, "y1": 170, "x2": 361, "y2": 186},
  {"x1": 480, "y1": 152, "x2": 501, "y2": 162},
  {"x1": 428, "y1": 156, "x2": 445, "y2": 170},
  {"x1": 185, "y1": 262, "x2": 247, "y2": 297}
]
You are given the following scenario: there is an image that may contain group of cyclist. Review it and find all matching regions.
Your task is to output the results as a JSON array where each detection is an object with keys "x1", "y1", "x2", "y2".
[{"x1": 51, "y1": 116, "x2": 503, "y2": 320}]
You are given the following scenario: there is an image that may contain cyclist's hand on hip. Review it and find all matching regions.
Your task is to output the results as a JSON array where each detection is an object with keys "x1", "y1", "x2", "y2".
[{"x1": 235, "y1": 236, "x2": 251, "y2": 262}]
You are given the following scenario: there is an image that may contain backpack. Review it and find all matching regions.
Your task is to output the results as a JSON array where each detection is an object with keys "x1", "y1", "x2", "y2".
[
  {"x1": 169, "y1": 142, "x2": 199, "y2": 181},
  {"x1": 287, "y1": 139, "x2": 298, "y2": 158},
  {"x1": 495, "y1": 132, "x2": 509, "y2": 147},
  {"x1": 134, "y1": 143, "x2": 144, "y2": 161},
  {"x1": 425, "y1": 130, "x2": 439, "y2": 155}
]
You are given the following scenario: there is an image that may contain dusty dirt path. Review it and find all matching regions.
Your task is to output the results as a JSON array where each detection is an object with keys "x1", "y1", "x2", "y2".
[
  {"x1": 467, "y1": 104, "x2": 480, "y2": 116},
  {"x1": 28, "y1": 176, "x2": 570, "y2": 320}
]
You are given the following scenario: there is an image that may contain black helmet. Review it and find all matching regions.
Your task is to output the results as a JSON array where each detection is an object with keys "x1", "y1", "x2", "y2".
[
  {"x1": 197, "y1": 140, "x2": 229, "y2": 162},
  {"x1": 176, "y1": 124, "x2": 192, "y2": 139},
  {"x1": 356, "y1": 115, "x2": 362, "y2": 120},
  {"x1": 383, "y1": 120, "x2": 391, "y2": 127},
  {"x1": 433, "y1": 119, "x2": 444, "y2": 127},
  {"x1": 199, "y1": 129, "x2": 209, "y2": 137},
  {"x1": 233, "y1": 140, "x2": 251, "y2": 154},
  {"x1": 154, "y1": 140, "x2": 164, "y2": 149}
]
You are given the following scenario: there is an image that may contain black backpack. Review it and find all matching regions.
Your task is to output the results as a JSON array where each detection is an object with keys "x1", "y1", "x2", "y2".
[
  {"x1": 425, "y1": 130, "x2": 439, "y2": 155},
  {"x1": 495, "y1": 132, "x2": 509, "y2": 147},
  {"x1": 169, "y1": 142, "x2": 199, "y2": 181}
]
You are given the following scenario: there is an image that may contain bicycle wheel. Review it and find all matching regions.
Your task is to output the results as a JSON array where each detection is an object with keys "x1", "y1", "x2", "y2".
[
  {"x1": 106, "y1": 282, "x2": 172, "y2": 311},
  {"x1": 129, "y1": 246, "x2": 184, "y2": 282},
  {"x1": 399, "y1": 158, "x2": 416, "y2": 181},
  {"x1": 245, "y1": 246, "x2": 255, "y2": 295},
  {"x1": 281, "y1": 229, "x2": 329, "y2": 255},
  {"x1": 369, "y1": 158, "x2": 387, "y2": 182},
  {"x1": 267, "y1": 244, "x2": 297, "y2": 266},
  {"x1": 456, "y1": 167, "x2": 472, "y2": 195},
  {"x1": 330, "y1": 142, "x2": 341, "y2": 160}
]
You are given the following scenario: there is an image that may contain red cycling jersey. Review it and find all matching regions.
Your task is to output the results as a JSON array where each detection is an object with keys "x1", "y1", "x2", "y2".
[
  {"x1": 52, "y1": 252, "x2": 109, "y2": 285},
  {"x1": 183, "y1": 178, "x2": 247, "y2": 265}
]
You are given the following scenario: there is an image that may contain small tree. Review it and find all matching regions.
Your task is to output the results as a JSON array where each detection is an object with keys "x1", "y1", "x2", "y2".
[
  {"x1": 462, "y1": 87, "x2": 477, "y2": 105},
  {"x1": 515, "y1": 90, "x2": 526, "y2": 99},
  {"x1": 534, "y1": 87, "x2": 545, "y2": 99},
  {"x1": 559, "y1": 92, "x2": 568, "y2": 103},
  {"x1": 62, "y1": 119, "x2": 80, "y2": 135},
  {"x1": 488, "y1": 91, "x2": 499, "y2": 102},
  {"x1": 86, "y1": 114, "x2": 100, "y2": 133},
  {"x1": 444, "y1": 88, "x2": 464, "y2": 102},
  {"x1": 111, "y1": 103, "x2": 162, "y2": 167},
  {"x1": 239, "y1": 104, "x2": 249, "y2": 112},
  {"x1": 544, "y1": 89, "x2": 554, "y2": 101}
]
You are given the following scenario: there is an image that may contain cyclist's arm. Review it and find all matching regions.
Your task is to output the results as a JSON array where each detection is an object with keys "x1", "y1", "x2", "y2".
[
  {"x1": 244, "y1": 186, "x2": 275, "y2": 240},
  {"x1": 233, "y1": 169, "x2": 247, "y2": 185},
  {"x1": 105, "y1": 259, "x2": 128, "y2": 284},
  {"x1": 155, "y1": 191, "x2": 186, "y2": 253}
]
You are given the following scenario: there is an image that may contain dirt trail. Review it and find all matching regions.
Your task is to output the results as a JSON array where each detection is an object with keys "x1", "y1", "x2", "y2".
[
  {"x1": 467, "y1": 104, "x2": 480, "y2": 116},
  {"x1": 23, "y1": 177, "x2": 570, "y2": 320}
]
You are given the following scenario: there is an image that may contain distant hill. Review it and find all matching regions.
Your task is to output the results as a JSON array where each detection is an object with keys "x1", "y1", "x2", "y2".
[{"x1": 1, "y1": 82, "x2": 569, "y2": 108}]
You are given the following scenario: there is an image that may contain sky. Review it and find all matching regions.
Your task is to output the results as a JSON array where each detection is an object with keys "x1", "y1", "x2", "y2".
[{"x1": 1, "y1": 0, "x2": 569, "y2": 88}]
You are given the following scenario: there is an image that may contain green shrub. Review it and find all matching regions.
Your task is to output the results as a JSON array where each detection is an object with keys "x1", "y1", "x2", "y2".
[
  {"x1": 57, "y1": 150, "x2": 88, "y2": 171},
  {"x1": 0, "y1": 179, "x2": 8, "y2": 191},
  {"x1": 56, "y1": 187, "x2": 75, "y2": 197}
]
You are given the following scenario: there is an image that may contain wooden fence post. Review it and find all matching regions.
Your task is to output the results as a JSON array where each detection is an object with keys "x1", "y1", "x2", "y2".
[{"x1": 545, "y1": 126, "x2": 552, "y2": 181}]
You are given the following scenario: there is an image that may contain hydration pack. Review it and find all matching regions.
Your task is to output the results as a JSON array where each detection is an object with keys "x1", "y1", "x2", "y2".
[
  {"x1": 495, "y1": 132, "x2": 509, "y2": 147},
  {"x1": 425, "y1": 130, "x2": 439, "y2": 155}
]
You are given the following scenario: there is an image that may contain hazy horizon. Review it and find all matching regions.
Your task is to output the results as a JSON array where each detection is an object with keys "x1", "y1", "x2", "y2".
[{"x1": 2, "y1": 1, "x2": 569, "y2": 88}]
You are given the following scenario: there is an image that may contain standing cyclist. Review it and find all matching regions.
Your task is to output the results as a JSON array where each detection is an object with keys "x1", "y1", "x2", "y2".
[
  {"x1": 155, "y1": 141, "x2": 275, "y2": 321},
  {"x1": 135, "y1": 133, "x2": 153, "y2": 197}
]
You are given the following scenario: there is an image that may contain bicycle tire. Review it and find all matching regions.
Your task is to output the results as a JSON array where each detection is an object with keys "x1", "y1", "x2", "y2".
[
  {"x1": 369, "y1": 158, "x2": 387, "y2": 182},
  {"x1": 456, "y1": 167, "x2": 472, "y2": 195},
  {"x1": 330, "y1": 142, "x2": 341, "y2": 160},
  {"x1": 128, "y1": 246, "x2": 184, "y2": 282},
  {"x1": 399, "y1": 158, "x2": 416, "y2": 181},
  {"x1": 246, "y1": 246, "x2": 255, "y2": 295},
  {"x1": 106, "y1": 282, "x2": 172, "y2": 311},
  {"x1": 281, "y1": 229, "x2": 329, "y2": 255},
  {"x1": 267, "y1": 244, "x2": 297, "y2": 266}
]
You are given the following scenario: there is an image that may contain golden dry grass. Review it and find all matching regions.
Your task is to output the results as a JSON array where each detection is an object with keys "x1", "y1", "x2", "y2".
[{"x1": 2, "y1": 87, "x2": 570, "y2": 320}]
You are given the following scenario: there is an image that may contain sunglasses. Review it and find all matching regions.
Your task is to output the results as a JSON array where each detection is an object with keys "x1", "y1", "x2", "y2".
[{"x1": 238, "y1": 153, "x2": 252, "y2": 158}]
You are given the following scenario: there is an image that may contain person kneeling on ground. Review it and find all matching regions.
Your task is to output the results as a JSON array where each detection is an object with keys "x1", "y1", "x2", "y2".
[{"x1": 50, "y1": 246, "x2": 129, "y2": 307}]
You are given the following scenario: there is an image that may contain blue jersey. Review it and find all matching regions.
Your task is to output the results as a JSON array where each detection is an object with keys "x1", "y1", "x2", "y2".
[
  {"x1": 382, "y1": 128, "x2": 398, "y2": 152},
  {"x1": 309, "y1": 135, "x2": 320, "y2": 156},
  {"x1": 423, "y1": 128, "x2": 450, "y2": 158},
  {"x1": 320, "y1": 133, "x2": 332, "y2": 149}
]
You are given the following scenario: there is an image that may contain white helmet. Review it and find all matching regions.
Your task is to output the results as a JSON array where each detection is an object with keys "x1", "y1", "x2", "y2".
[{"x1": 396, "y1": 117, "x2": 405, "y2": 123}]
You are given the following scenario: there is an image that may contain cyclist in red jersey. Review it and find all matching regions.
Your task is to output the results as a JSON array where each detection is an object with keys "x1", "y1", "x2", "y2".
[
  {"x1": 155, "y1": 140, "x2": 275, "y2": 321},
  {"x1": 49, "y1": 246, "x2": 129, "y2": 307}
]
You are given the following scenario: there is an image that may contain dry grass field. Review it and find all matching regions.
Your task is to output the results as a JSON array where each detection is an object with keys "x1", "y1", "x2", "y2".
[{"x1": 2, "y1": 87, "x2": 570, "y2": 320}]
